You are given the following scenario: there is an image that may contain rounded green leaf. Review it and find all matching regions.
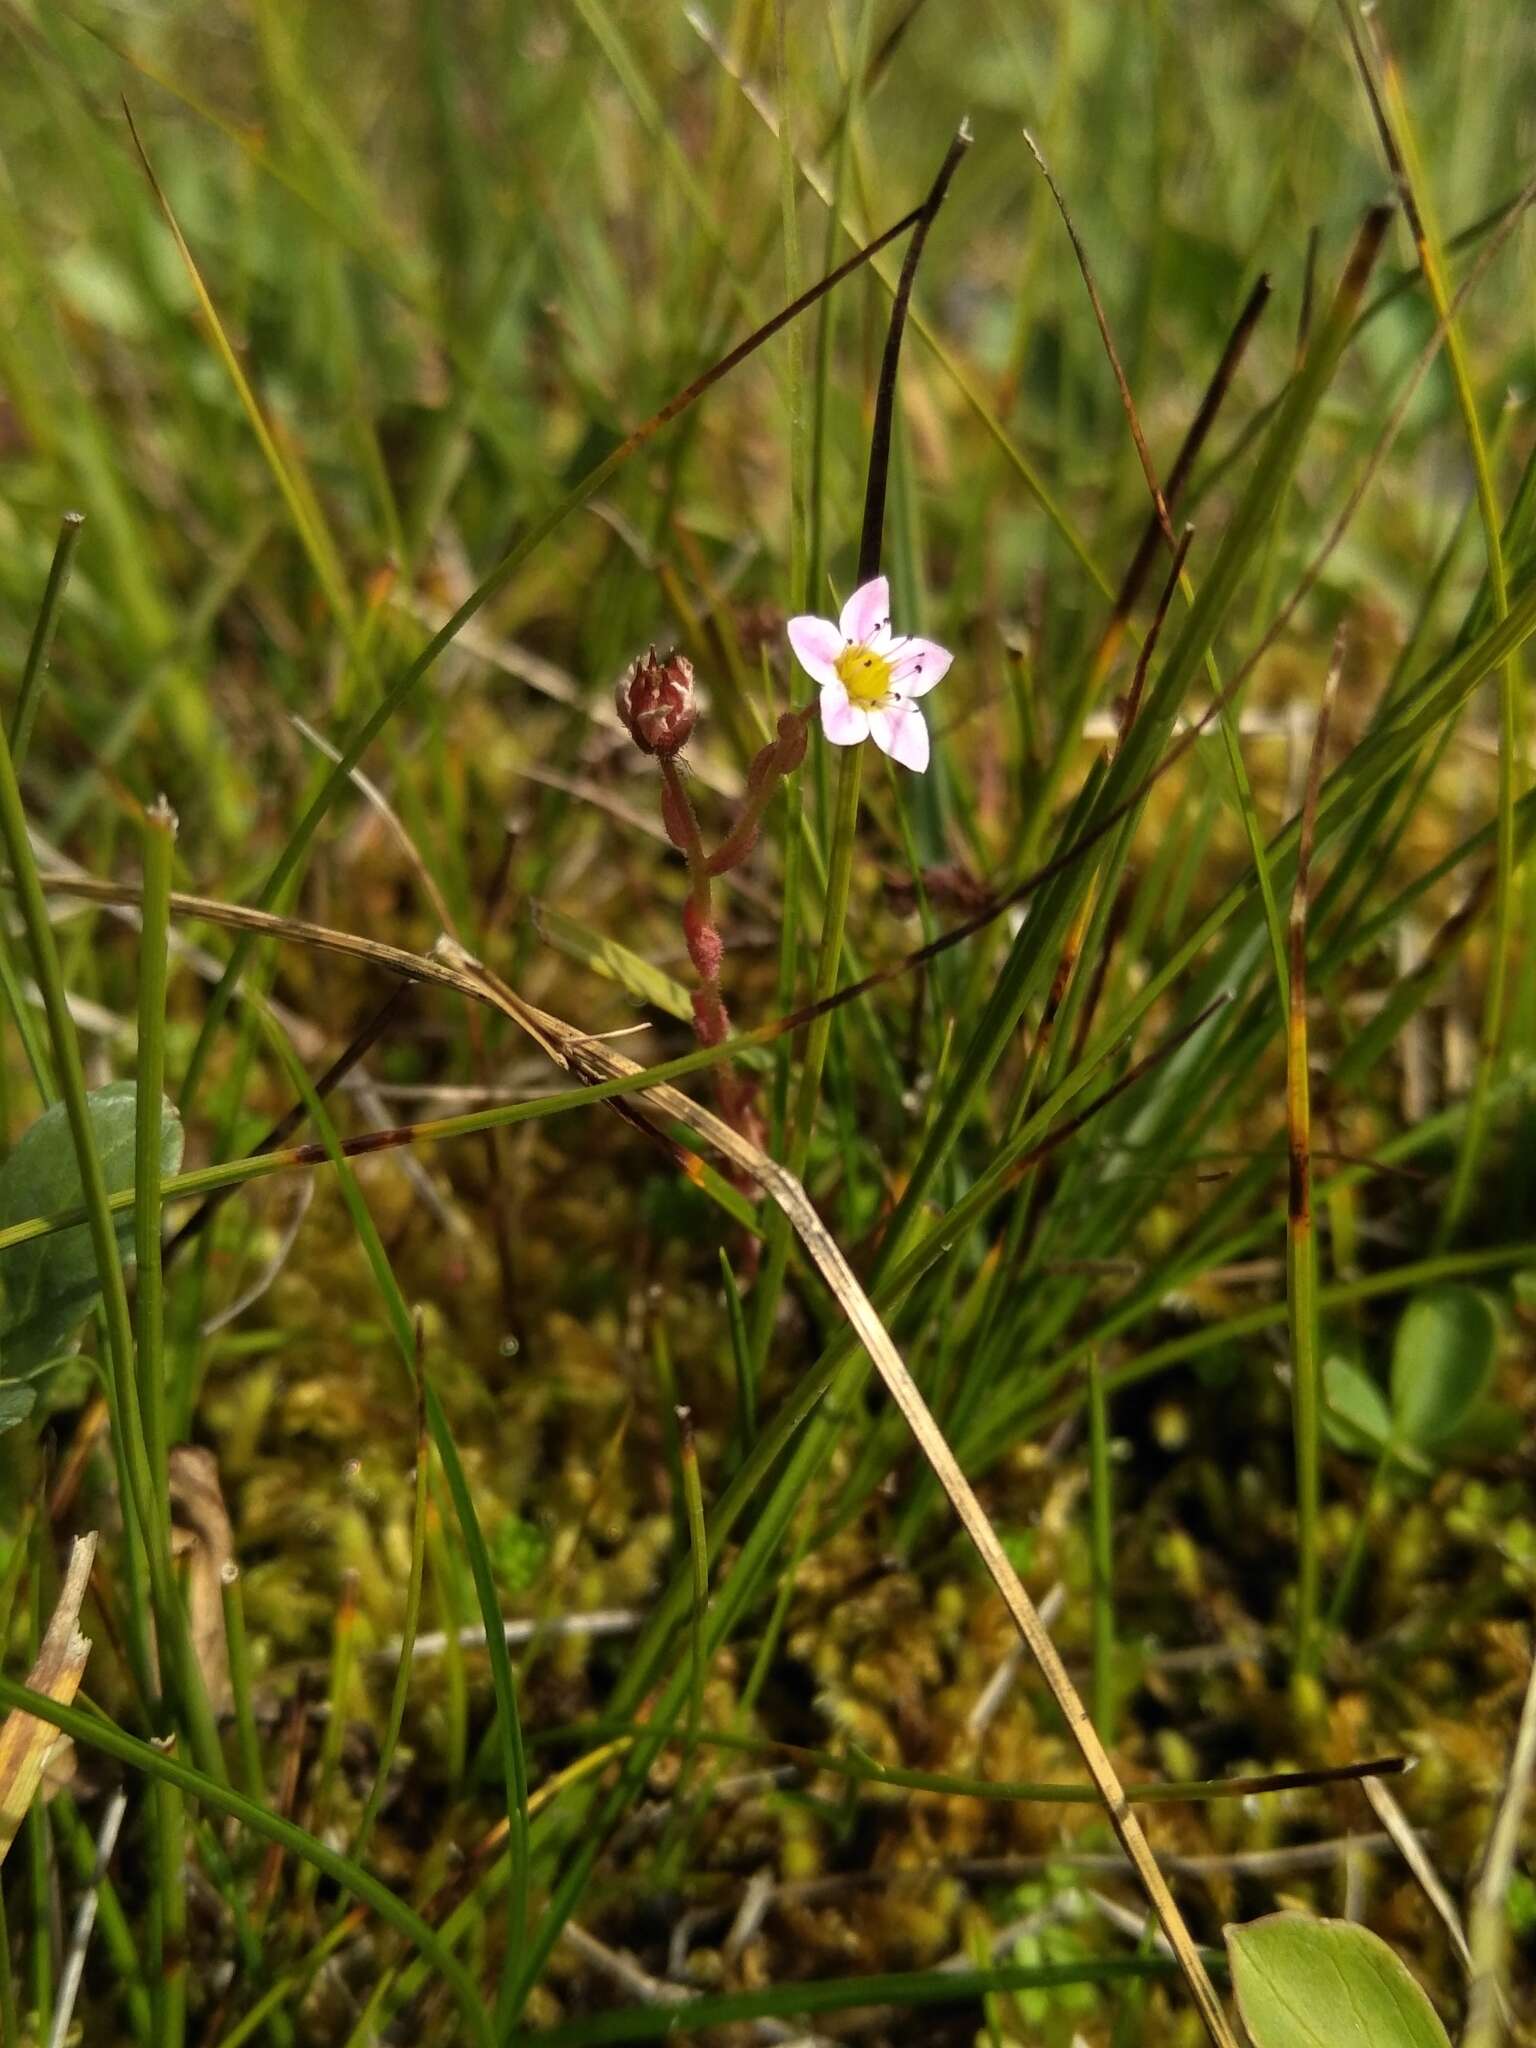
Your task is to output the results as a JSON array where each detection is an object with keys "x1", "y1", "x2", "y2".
[
  {"x1": 1322, "y1": 1352, "x2": 1392, "y2": 1457},
  {"x1": 1226, "y1": 1914, "x2": 1451, "y2": 2048},
  {"x1": 0, "y1": 1082, "x2": 183, "y2": 1378},
  {"x1": 1389, "y1": 1286, "x2": 1498, "y2": 1453},
  {"x1": 0, "y1": 1382, "x2": 35, "y2": 1434}
]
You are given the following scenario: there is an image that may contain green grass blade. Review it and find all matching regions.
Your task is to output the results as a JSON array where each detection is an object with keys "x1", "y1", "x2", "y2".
[{"x1": 0, "y1": 1677, "x2": 495, "y2": 2048}]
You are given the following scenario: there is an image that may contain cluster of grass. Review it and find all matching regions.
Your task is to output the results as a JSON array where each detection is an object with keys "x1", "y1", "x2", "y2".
[{"x1": 1, "y1": 0, "x2": 1536, "y2": 2042}]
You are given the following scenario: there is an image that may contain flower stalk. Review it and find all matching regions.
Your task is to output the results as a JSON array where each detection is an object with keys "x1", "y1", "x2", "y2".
[
  {"x1": 622, "y1": 655, "x2": 812, "y2": 1151},
  {"x1": 747, "y1": 125, "x2": 971, "y2": 1364}
]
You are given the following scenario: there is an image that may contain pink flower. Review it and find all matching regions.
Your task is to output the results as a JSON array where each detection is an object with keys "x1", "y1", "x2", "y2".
[{"x1": 785, "y1": 576, "x2": 952, "y2": 774}]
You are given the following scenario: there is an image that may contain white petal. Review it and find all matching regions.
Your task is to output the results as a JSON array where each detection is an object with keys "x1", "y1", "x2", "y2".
[
  {"x1": 870, "y1": 700, "x2": 929, "y2": 772},
  {"x1": 786, "y1": 614, "x2": 844, "y2": 688},
  {"x1": 820, "y1": 683, "x2": 871, "y2": 747},
  {"x1": 887, "y1": 637, "x2": 952, "y2": 698},
  {"x1": 839, "y1": 575, "x2": 890, "y2": 647}
]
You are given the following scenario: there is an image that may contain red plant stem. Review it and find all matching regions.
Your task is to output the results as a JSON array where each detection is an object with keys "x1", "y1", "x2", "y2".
[
  {"x1": 658, "y1": 757, "x2": 710, "y2": 922},
  {"x1": 659, "y1": 755, "x2": 730, "y2": 1048},
  {"x1": 706, "y1": 709, "x2": 813, "y2": 877}
]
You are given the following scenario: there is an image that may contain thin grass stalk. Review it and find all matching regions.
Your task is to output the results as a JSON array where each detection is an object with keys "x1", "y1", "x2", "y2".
[
  {"x1": 1090, "y1": 205, "x2": 1390, "y2": 831},
  {"x1": 0, "y1": 1882, "x2": 15, "y2": 2048},
  {"x1": 189, "y1": 1816, "x2": 293, "y2": 2048},
  {"x1": 44, "y1": 1786, "x2": 125, "y2": 2048},
  {"x1": 649, "y1": 1321, "x2": 688, "y2": 1554},
  {"x1": 1326, "y1": 1444, "x2": 1393, "y2": 1632},
  {"x1": 0, "y1": 917, "x2": 54, "y2": 1105},
  {"x1": 424, "y1": 1513, "x2": 469, "y2": 1787},
  {"x1": 25, "y1": 1770, "x2": 51, "y2": 2037},
  {"x1": 207, "y1": 1913, "x2": 363, "y2": 2048},
  {"x1": 1339, "y1": 3, "x2": 1520, "y2": 1241},
  {"x1": 1313, "y1": 402, "x2": 1521, "y2": 952},
  {"x1": 163, "y1": 983, "x2": 409, "y2": 1264},
  {"x1": 773, "y1": 0, "x2": 806, "y2": 606},
  {"x1": 807, "y1": 0, "x2": 879, "y2": 607},
  {"x1": 719, "y1": 1251, "x2": 755, "y2": 1450},
  {"x1": 10, "y1": 511, "x2": 84, "y2": 771},
  {"x1": 348, "y1": 1361, "x2": 429, "y2": 1865},
  {"x1": 220, "y1": 1565, "x2": 266, "y2": 1804},
  {"x1": 124, "y1": 111, "x2": 355, "y2": 634},
  {"x1": 1287, "y1": 634, "x2": 1344, "y2": 1678},
  {"x1": 768, "y1": 679, "x2": 805, "y2": 1155},
  {"x1": 1087, "y1": 1357, "x2": 1116, "y2": 1742},
  {"x1": 133, "y1": 798, "x2": 175, "y2": 1568},
  {"x1": 677, "y1": 1405, "x2": 708, "y2": 1775},
  {"x1": 49, "y1": 1789, "x2": 150, "y2": 2043},
  {"x1": 294, "y1": 1568, "x2": 361, "y2": 1914},
  {"x1": 152, "y1": 1769, "x2": 187, "y2": 2048},
  {"x1": 747, "y1": 739, "x2": 862, "y2": 1366},
  {"x1": 517, "y1": 1955, "x2": 1187, "y2": 2048},
  {"x1": 529, "y1": 1717, "x2": 1405, "y2": 1804},
  {"x1": 1018, "y1": 279, "x2": 1271, "y2": 863},
  {"x1": 1463, "y1": 1649, "x2": 1536, "y2": 2048}
]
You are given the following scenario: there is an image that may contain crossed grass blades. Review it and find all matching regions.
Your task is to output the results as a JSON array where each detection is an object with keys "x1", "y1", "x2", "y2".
[{"x1": 1, "y1": 6, "x2": 1535, "y2": 2047}]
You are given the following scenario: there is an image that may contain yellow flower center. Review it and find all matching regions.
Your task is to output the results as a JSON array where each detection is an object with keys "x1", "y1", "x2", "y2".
[{"x1": 835, "y1": 643, "x2": 893, "y2": 705}]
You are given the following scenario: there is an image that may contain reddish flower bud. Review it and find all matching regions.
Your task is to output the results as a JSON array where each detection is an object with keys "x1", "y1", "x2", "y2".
[{"x1": 615, "y1": 646, "x2": 697, "y2": 757}]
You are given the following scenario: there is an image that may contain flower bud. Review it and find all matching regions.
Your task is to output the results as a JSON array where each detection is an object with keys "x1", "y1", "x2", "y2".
[{"x1": 615, "y1": 646, "x2": 697, "y2": 757}]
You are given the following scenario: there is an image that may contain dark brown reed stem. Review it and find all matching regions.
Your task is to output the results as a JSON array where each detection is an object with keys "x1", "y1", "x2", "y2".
[{"x1": 857, "y1": 121, "x2": 972, "y2": 584}]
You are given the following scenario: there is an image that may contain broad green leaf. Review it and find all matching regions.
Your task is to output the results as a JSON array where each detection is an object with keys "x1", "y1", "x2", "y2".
[
  {"x1": 1322, "y1": 1352, "x2": 1392, "y2": 1457},
  {"x1": 0, "y1": 1083, "x2": 183, "y2": 1378},
  {"x1": 0, "y1": 1384, "x2": 35, "y2": 1436},
  {"x1": 1226, "y1": 1914, "x2": 1452, "y2": 2048},
  {"x1": 1441, "y1": 1398, "x2": 1523, "y2": 1459},
  {"x1": 1390, "y1": 1286, "x2": 1498, "y2": 1453}
]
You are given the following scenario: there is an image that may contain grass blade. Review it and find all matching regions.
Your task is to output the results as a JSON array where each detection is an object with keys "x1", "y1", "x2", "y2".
[
  {"x1": 1286, "y1": 632, "x2": 1345, "y2": 1681},
  {"x1": 10, "y1": 512, "x2": 84, "y2": 772},
  {"x1": 0, "y1": 1675, "x2": 494, "y2": 2048}
]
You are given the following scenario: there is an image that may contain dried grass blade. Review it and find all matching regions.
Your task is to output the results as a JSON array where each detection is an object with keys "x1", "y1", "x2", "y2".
[{"x1": 0, "y1": 1534, "x2": 97, "y2": 1868}]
